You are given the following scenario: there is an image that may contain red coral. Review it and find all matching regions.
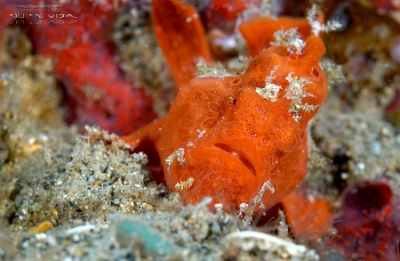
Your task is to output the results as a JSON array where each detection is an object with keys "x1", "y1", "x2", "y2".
[
  {"x1": 330, "y1": 181, "x2": 400, "y2": 260},
  {"x1": 0, "y1": 0, "x2": 156, "y2": 135}
]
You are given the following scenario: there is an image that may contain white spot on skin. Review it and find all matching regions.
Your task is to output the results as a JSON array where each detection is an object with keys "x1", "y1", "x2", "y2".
[
  {"x1": 287, "y1": 37, "x2": 306, "y2": 54},
  {"x1": 253, "y1": 180, "x2": 275, "y2": 204},
  {"x1": 197, "y1": 129, "x2": 206, "y2": 139},
  {"x1": 271, "y1": 28, "x2": 305, "y2": 55},
  {"x1": 175, "y1": 177, "x2": 194, "y2": 191},
  {"x1": 284, "y1": 73, "x2": 318, "y2": 122},
  {"x1": 255, "y1": 66, "x2": 281, "y2": 101},
  {"x1": 238, "y1": 180, "x2": 275, "y2": 225},
  {"x1": 165, "y1": 148, "x2": 186, "y2": 174}
]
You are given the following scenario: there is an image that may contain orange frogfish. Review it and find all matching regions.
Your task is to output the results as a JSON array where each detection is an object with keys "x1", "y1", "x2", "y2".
[{"x1": 122, "y1": 33, "x2": 328, "y2": 214}]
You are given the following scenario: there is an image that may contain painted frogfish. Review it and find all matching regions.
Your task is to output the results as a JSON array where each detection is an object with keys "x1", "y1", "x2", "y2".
[{"x1": 122, "y1": 32, "x2": 328, "y2": 215}]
